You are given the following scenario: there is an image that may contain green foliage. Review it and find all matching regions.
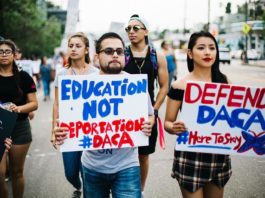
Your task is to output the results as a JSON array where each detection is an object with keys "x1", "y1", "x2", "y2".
[
  {"x1": 237, "y1": 1, "x2": 264, "y2": 20},
  {"x1": 226, "y1": 2, "x2": 231, "y2": 14},
  {"x1": 262, "y1": 10, "x2": 265, "y2": 40},
  {"x1": 158, "y1": 29, "x2": 169, "y2": 39},
  {"x1": 0, "y1": 0, "x2": 63, "y2": 57}
]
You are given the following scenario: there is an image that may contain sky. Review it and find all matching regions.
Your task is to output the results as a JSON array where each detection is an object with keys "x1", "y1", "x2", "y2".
[{"x1": 51, "y1": 0, "x2": 246, "y2": 34}]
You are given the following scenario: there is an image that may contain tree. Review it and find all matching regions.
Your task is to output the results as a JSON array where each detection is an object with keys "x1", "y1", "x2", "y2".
[
  {"x1": 226, "y1": 2, "x2": 231, "y2": 14},
  {"x1": 0, "y1": 0, "x2": 63, "y2": 57},
  {"x1": 262, "y1": 10, "x2": 265, "y2": 40}
]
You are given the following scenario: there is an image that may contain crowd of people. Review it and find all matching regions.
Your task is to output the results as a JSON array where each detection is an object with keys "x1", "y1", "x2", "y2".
[{"x1": 0, "y1": 14, "x2": 235, "y2": 198}]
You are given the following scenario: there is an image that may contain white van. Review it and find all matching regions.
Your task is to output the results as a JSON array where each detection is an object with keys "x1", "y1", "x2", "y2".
[{"x1": 219, "y1": 47, "x2": 231, "y2": 64}]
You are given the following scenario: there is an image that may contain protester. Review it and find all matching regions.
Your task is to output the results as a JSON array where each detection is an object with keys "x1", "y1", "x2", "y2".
[
  {"x1": 123, "y1": 14, "x2": 168, "y2": 194},
  {"x1": 164, "y1": 31, "x2": 232, "y2": 198},
  {"x1": 40, "y1": 56, "x2": 52, "y2": 101},
  {"x1": 31, "y1": 55, "x2": 41, "y2": 88},
  {"x1": 161, "y1": 40, "x2": 177, "y2": 88},
  {"x1": 54, "y1": 32, "x2": 155, "y2": 198},
  {"x1": 0, "y1": 39, "x2": 38, "y2": 198},
  {"x1": 51, "y1": 32, "x2": 98, "y2": 198}
]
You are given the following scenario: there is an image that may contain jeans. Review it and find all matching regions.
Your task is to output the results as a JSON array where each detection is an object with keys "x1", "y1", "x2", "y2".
[
  {"x1": 42, "y1": 80, "x2": 50, "y2": 96},
  {"x1": 82, "y1": 166, "x2": 141, "y2": 198},
  {"x1": 62, "y1": 151, "x2": 83, "y2": 190}
]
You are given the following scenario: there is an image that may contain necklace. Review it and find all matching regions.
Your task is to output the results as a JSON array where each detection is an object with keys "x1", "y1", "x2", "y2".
[
  {"x1": 134, "y1": 58, "x2": 145, "y2": 74},
  {"x1": 71, "y1": 65, "x2": 87, "y2": 75}
]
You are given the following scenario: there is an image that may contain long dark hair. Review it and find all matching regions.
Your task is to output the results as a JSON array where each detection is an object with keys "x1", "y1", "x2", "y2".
[
  {"x1": 0, "y1": 39, "x2": 23, "y2": 100},
  {"x1": 187, "y1": 31, "x2": 228, "y2": 83},
  {"x1": 67, "y1": 32, "x2": 90, "y2": 67}
]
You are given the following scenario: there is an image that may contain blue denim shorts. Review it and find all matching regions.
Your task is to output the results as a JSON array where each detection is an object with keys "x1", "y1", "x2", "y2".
[{"x1": 82, "y1": 165, "x2": 141, "y2": 198}]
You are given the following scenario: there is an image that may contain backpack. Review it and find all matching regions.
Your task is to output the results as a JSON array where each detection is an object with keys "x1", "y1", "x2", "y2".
[{"x1": 125, "y1": 45, "x2": 158, "y2": 78}]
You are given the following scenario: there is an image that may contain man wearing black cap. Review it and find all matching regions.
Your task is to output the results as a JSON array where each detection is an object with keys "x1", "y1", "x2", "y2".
[{"x1": 124, "y1": 14, "x2": 168, "y2": 195}]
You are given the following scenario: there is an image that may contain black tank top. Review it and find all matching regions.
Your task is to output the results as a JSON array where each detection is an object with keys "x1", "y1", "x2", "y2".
[{"x1": 123, "y1": 46, "x2": 156, "y2": 104}]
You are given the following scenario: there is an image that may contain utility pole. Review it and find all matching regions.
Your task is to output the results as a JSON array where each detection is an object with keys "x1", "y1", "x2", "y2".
[
  {"x1": 245, "y1": 0, "x2": 249, "y2": 63},
  {"x1": 207, "y1": 0, "x2": 210, "y2": 31},
  {"x1": 183, "y1": 0, "x2": 187, "y2": 35}
]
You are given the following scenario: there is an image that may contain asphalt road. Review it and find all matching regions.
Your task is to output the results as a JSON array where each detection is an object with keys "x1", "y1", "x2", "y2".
[{"x1": 7, "y1": 60, "x2": 265, "y2": 198}]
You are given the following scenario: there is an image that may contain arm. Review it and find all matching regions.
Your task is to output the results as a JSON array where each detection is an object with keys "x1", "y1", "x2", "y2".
[
  {"x1": 51, "y1": 87, "x2": 68, "y2": 147},
  {"x1": 51, "y1": 87, "x2": 59, "y2": 148},
  {"x1": 141, "y1": 115, "x2": 155, "y2": 137},
  {"x1": 164, "y1": 97, "x2": 187, "y2": 135},
  {"x1": 153, "y1": 51, "x2": 168, "y2": 111},
  {"x1": 4, "y1": 138, "x2": 12, "y2": 151},
  {"x1": 9, "y1": 92, "x2": 38, "y2": 113}
]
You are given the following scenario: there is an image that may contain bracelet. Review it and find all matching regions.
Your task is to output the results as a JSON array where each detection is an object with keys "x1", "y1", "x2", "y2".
[{"x1": 154, "y1": 109, "x2": 158, "y2": 117}]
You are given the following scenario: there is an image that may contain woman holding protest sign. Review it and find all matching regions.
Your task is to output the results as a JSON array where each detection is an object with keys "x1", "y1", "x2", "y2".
[
  {"x1": 51, "y1": 32, "x2": 98, "y2": 198},
  {"x1": 164, "y1": 31, "x2": 232, "y2": 198},
  {"x1": 0, "y1": 39, "x2": 38, "y2": 198}
]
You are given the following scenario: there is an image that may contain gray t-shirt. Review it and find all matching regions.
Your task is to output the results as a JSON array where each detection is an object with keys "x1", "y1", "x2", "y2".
[
  {"x1": 81, "y1": 72, "x2": 154, "y2": 174},
  {"x1": 54, "y1": 65, "x2": 99, "y2": 87}
]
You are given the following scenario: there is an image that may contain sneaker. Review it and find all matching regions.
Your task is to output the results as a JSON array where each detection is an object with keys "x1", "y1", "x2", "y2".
[{"x1": 72, "y1": 190, "x2": 81, "y2": 198}]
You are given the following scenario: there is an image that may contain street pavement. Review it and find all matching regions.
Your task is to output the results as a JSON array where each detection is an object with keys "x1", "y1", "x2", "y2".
[{"x1": 7, "y1": 59, "x2": 265, "y2": 198}]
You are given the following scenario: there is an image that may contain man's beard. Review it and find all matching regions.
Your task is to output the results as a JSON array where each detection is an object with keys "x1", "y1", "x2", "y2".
[{"x1": 100, "y1": 62, "x2": 124, "y2": 74}]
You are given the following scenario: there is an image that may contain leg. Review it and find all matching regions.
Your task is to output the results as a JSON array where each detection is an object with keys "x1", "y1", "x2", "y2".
[
  {"x1": 47, "y1": 80, "x2": 51, "y2": 99},
  {"x1": 180, "y1": 187, "x2": 204, "y2": 198},
  {"x1": 138, "y1": 120, "x2": 157, "y2": 192},
  {"x1": 204, "y1": 182, "x2": 224, "y2": 198},
  {"x1": 112, "y1": 166, "x2": 141, "y2": 198},
  {"x1": 138, "y1": 154, "x2": 149, "y2": 191},
  {"x1": 42, "y1": 80, "x2": 48, "y2": 100},
  {"x1": 0, "y1": 152, "x2": 8, "y2": 198},
  {"x1": 9, "y1": 143, "x2": 31, "y2": 198},
  {"x1": 62, "y1": 151, "x2": 82, "y2": 190},
  {"x1": 82, "y1": 165, "x2": 110, "y2": 198},
  {"x1": 5, "y1": 154, "x2": 10, "y2": 181}
]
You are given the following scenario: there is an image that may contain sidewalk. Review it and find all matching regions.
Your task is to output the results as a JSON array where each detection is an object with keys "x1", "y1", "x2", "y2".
[{"x1": 243, "y1": 59, "x2": 265, "y2": 67}]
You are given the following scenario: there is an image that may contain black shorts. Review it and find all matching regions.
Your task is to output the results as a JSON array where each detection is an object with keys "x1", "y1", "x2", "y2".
[
  {"x1": 138, "y1": 120, "x2": 157, "y2": 155},
  {"x1": 11, "y1": 119, "x2": 32, "y2": 145}
]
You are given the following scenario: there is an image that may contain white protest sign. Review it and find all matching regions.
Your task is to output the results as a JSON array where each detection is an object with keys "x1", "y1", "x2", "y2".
[
  {"x1": 176, "y1": 81, "x2": 265, "y2": 157},
  {"x1": 58, "y1": 74, "x2": 149, "y2": 152}
]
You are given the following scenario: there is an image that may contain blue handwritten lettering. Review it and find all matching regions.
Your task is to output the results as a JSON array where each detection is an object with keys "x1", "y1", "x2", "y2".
[{"x1": 61, "y1": 79, "x2": 71, "y2": 100}]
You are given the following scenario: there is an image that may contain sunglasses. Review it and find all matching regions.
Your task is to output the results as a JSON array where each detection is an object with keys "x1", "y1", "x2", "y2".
[
  {"x1": 125, "y1": 25, "x2": 146, "y2": 33},
  {"x1": 0, "y1": 49, "x2": 13, "y2": 56},
  {"x1": 99, "y1": 48, "x2": 124, "y2": 56}
]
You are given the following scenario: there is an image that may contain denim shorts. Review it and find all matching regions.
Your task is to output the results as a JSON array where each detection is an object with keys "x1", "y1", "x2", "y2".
[
  {"x1": 11, "y1": 119, "x2": 32, "y2": 145},
  {"x1": 82, "y1": 166, "x2": 141, "y2": 198}
]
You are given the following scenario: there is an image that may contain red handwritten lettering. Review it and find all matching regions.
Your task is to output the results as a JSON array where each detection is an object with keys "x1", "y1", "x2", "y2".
[
  {"x1": 201, "y1": 83, "x2": 217, "y2": 104},
  {"x1": 185, "y1": 83, "x2": 202, "y2": 103}
]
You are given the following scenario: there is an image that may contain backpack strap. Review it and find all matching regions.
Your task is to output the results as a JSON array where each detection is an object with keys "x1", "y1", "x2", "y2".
[
  {"x1": 125, "y1": 46, "x2": 131, "y2": 65},
  {"x1": 149, "y1": 46, "x2": 158, "y2": 71},
  {"x1": 125, "y1": 45, "x2": 158, "y2": 73}
]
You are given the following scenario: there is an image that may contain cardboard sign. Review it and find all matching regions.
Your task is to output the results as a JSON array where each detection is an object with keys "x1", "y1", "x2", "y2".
[
  {"x1": 58, "y1": 74, "x2": 149, "y2": 152},
  {"x1": 0, "y1": 108, "x2": 17, "y2": 161},
  {"x1": 177, "y1": 81, "x2": 265, "y2": 157}
]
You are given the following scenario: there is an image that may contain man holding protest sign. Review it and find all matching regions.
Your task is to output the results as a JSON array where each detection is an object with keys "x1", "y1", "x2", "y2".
[{"x1": 54, "y1": 32, "x2": 154, "y2": 198}]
